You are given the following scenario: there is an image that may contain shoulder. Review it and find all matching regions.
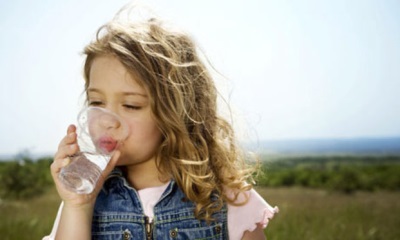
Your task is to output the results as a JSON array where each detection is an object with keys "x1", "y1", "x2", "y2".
[{"x1": 227, "y1": 188, "x2": 278, "y2": 240}]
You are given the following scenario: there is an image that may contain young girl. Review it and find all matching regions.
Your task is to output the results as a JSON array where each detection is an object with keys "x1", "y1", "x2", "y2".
[{"x1": 45, "y1": 6, "x2": 277, "y2": 240}]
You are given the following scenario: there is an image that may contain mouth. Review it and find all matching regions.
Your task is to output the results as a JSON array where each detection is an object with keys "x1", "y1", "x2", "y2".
[{"x1": 98, "y1": 136, "x2": 118, "y2": 154}]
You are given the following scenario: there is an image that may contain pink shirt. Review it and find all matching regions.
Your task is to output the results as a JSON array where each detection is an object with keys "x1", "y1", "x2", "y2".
[{"x1": 44, "y1": 184, "x2": 278, "y2": 240}]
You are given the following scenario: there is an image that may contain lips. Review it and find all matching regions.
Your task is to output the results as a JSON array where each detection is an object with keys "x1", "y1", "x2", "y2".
[{"x1": 98, "y1": 136, "x2": 118, "y2": 153}]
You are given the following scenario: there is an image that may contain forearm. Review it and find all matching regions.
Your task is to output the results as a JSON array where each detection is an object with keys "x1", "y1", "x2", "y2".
[
  {"x1": 241, "y1": 224, "x2": 266, "y2": 240},
  {"x1": 55, "y1": 204, "x2": 93, "y2": 240}
]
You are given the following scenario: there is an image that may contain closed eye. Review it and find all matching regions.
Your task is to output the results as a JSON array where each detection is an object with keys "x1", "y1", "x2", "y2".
[
  {"x1": 123, "y1": 104, "x2": 141, "y2": 110},
  {"x1": 89, "y1": 101, "x2": 104, "y2": 107}
]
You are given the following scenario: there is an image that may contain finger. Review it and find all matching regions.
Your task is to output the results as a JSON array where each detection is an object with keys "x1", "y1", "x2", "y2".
[
  {"x1": 50, "y1": 157, "x2": 71, "y2": 176},
  {"x1": 54, "y1": 143, "x2": 79, "y2": 161},
  {"x1": 105, "y1": 150, "x2": 121, "y2": 174},
  {"x1": 55, "y1": 125, "x2": 79, "y2": 160},
  {"x1": 67, "y1": 124, "x2": 76, "y2": 134},
  {"x1": 58, "y1": 130, "x2": 77, "y2": 150}
]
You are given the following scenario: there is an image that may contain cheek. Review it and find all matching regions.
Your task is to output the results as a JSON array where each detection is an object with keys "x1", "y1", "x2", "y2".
[
  {"x1": 125, "y1": 120, "x2": 162, "y2": 148},
  {"x1": 116, "y1": 121, "x2": 162, "y2": 165},
  {"x1": 132, "y1": 122, "x2": 161, "y2": 142},
  {"x1": 87, "y1": 114, "x2": 105, "y2": 135},
  {"x1": 88, "y1": 124, "x2": 101, "y2": 140}
]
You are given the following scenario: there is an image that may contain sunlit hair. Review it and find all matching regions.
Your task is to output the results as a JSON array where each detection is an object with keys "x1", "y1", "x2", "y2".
[{"x1": 83, "y1": 7, "x2": 257, "y2": 222}]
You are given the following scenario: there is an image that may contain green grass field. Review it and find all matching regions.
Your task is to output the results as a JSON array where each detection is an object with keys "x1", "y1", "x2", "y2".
[
  {"x1": 261, "y1": 187, "x2": 400, "y2": 240},
  {"x1": 1, "y1": 186, "x2": 399, "y2": 240},
  {"x1": 0, "y1": 187, "x2": 60, "y2": 240}
]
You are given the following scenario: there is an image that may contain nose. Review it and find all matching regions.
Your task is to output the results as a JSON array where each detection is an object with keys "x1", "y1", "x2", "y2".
[{"x1": 99, "y1": 113, "x2": 121, "y2": 130}]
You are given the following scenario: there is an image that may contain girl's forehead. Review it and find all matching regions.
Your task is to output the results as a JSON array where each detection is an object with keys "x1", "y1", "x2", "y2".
[{"x1": 88, "y1": 56, "x2": 147, "y2": 95}]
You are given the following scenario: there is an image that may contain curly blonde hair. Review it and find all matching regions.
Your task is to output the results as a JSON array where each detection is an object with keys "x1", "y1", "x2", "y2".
[{"x1": 83, "y1": 12, "x2": 257, "y2": 222}]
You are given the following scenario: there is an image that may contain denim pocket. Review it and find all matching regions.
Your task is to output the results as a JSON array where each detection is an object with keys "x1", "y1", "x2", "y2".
[
  {"x1": 92, "y1": 228, "x2": 133, "y2": 240},
  {"x1": 163, "y1": 222, "x2": 224, "y2": 240},
  {"x1": 92, "y1": 213, "x2": 144, "y2": 240}
]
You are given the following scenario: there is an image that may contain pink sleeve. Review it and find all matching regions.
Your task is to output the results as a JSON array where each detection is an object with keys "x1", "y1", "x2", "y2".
[
  {"x1": 227, "y1": 189, "x2": 278, "y2": 240},
  {"x1": 42, "y1": 202, "x2": 63, "y2": 240}
]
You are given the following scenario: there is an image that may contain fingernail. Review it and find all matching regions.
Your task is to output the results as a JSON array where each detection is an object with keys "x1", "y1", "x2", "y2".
[{"x1": 62, "y1": 158, "x2": 70, "y2": 167}]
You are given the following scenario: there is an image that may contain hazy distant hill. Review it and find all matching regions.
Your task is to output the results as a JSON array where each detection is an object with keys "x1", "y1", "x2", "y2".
[
  {"x1": 255, "y1": 137, "x2": 400, "y2": 155},
  {"x1": 0, "y1": 152, "x2": 53, "y2": 161},
  {"x1": 1, "y1": 137, "x2": 400, "y2": 161}
]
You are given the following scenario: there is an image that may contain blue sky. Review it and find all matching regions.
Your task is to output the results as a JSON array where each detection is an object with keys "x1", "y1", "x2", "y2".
[{"x1": 0, "y1": 0, "x2": 399, "y2": 155}]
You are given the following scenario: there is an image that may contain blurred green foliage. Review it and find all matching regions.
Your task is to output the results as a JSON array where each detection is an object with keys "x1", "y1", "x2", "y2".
[
  {"x1": 256, "y1": 155, "x2": 400, "y2": 193},
  {"x1": 0, "y1": 155, "x2": 399, "y2": 201},
  {"x1": 0, "y1": 155, "x2": 399, "y2": 239},
  {"x1": 0, "y1": 157, "x2": 53, "y2": 199}
]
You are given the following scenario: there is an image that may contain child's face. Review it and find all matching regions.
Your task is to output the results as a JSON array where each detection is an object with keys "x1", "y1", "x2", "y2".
[
  {"x1": 85, "y1": 107, "x2": 129, "y2": 154},
  {"x1": 87, "y1": 55, "x2": 163, "y2": 166}
]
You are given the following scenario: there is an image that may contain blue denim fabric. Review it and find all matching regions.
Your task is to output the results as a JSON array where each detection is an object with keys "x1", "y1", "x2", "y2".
[{"x1": 92, "y1": 169, "x2": 228, "y2": 240}]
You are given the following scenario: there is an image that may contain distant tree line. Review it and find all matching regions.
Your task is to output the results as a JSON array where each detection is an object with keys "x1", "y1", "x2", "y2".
[
  {"x1": 255, "y1": 155, "x2": 400, "y2": 193},
  {"x1": 0, "y1": 157, "x2": 53, "y2": 199},
  {"x1": 1, "y1": 155, "x2": 399, "y2": 200}
]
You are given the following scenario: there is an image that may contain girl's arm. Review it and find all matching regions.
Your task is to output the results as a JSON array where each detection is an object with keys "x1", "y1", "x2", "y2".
[
  {"x1": 55, "y1": 204, "x2": 93, "y2": 239},
  {"x1": 241, "y1": 224, "x2": 266, "y2": 240},
  {"x1": 227, "y1": 188, "x2": 278, "y2": 240},
  {"x1": 50, "y1": 125, "x2": 120, "y2": 239}
]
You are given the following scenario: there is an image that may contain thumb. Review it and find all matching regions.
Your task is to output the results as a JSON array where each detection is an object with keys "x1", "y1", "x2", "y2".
[
  {"x1": 94, "y1": 150, "x2": 121, "y2": 192},
  {"x1": 105, "y1": 150, "x2": 121, "y2": 175}
]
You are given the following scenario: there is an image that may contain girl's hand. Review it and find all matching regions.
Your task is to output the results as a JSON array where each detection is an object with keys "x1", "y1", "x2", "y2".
[{"x1": 50, "y1": 124, "x2": 121, "y2": 209}]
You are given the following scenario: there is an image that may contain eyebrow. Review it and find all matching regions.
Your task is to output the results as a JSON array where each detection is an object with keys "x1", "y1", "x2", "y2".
[{"x1": 87, "y1": 88, "x2": 148, "y2": 98}]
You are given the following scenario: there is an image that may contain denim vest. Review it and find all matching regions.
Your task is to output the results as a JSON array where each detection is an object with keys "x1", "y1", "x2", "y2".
[{"x1": 91, "y1": 170, "x2": 228, "y2": 240}]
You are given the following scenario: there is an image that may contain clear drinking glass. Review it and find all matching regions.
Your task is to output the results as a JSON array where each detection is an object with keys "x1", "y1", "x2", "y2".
[{"x1": 58, "y1": 107, "x2": 129, "y2": 194}]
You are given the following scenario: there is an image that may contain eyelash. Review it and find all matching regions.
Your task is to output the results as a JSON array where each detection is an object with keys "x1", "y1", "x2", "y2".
[
  {"x1": 88, "y1": 101, "x2": 103, "y2": 106},
  {"x1": 88, "y1": 101, "x2": 141, "y2": 110},
  {"x1": 123, "y1": 104, "x2": 141, "y2": 110}
]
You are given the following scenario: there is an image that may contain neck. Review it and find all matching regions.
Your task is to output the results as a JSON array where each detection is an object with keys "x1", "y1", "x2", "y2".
[{"x1": 122, "y1": 158, "x2": 169, "y2": 190}]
